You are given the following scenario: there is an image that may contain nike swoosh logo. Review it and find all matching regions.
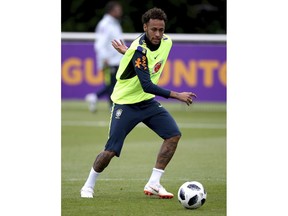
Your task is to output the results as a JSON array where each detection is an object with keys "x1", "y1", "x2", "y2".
[
  {"x1": 149, "y1": 186, "x2": 159, "y2": 193},
  {"x1": 154, "y1": 54, "x2": 159, "y2": 59}
]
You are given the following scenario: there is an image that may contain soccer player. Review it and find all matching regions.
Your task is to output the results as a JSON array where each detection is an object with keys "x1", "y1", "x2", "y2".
[{"x1": 81, "y1": 7, "x2": 197, "y2": 199}]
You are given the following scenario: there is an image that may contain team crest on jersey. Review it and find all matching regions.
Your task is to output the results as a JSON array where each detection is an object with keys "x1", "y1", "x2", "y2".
[
  {"x1": 153, "y1": 61, "x2": 163, "y2": 74},
  {"x1": 115, "y1": 109, "x2": 123, "y2": 119}
]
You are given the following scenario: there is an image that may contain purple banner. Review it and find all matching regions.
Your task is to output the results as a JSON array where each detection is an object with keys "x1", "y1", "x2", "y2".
[{"x1": 61, "y1": 41, "x2": 226, "y2": 102}]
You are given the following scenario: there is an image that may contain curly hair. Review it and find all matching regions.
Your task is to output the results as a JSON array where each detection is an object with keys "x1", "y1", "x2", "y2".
[{"x1": 141, "y1": 8, "x2": 167, "y2": 24}]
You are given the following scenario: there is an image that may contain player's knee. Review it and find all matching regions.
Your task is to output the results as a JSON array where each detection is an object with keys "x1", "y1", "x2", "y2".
[
  {"x1": 94, "y1": 150, "x2": 116, "y2": 172},
  {"x1": 104, "y1": 150, "x2": 116, "y2": 158},
  {"x1": 167, "y1": 134, "x2": 181, "y2": 143}
]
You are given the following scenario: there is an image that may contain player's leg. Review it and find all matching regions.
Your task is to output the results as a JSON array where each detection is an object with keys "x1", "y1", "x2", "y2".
[
  {"x1": 80, "y1": 150, "x2": 116, "y2": 198},
  {"x1": 142, "y1": 101, "x2": 181, "y2": 198},
  {"x1": 81, "y1": 103, "x2": 140, "y2": 198},
  {"x1": 143, "y1": 100, "x2": 181, "y2": 170},
  {"x1": 155, "y1": 134, "x2": 181, "y2": 170}
]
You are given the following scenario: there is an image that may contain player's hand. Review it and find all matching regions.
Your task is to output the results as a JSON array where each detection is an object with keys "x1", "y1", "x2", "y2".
[
  {"x1": 170, "y1": 91, "x2": 197, "y2": 106},
  {"x1": 182, "y1": 92, "x2": 197, "y2": 106},
  {"x1": 112, "y1": 39, "x2": 128, "y2": 55}
]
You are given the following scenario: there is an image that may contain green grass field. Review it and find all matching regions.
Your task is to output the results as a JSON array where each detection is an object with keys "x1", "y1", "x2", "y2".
[{"x1": 62, "y1": 100, "x2": 226, "y2": 216}]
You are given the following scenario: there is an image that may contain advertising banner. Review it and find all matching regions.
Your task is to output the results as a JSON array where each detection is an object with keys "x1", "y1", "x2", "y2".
[{"x1": 61, "y1": 41, "x2": 226, "y2": 102}]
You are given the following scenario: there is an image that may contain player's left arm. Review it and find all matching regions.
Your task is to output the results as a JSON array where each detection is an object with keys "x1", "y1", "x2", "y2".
[
  {"x1": 169, "y1": 91, "x2": 197, "y2": 106},
  {"x1": 133, "y1": 51, "x2": 197, "y2": 105},
  {"x1": 132, "y1": 51, "x2": 171, "y2": 98}
]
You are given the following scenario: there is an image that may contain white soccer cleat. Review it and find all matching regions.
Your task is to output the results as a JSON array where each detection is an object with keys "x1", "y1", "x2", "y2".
[
  {"x1": 80, "y1": 187, "x2": 94, "y2": 198},
  {"x1": 85, "y1": 93, "x2": 98, "y2": 112},
  {"x1": 144, "y1": 183, "x2": 174, "y2": 199}
]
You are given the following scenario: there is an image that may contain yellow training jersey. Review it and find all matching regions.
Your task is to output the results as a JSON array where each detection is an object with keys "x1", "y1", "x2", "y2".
[{"x1": 111, "y1": 33, "x2": 172, "y2": 104}]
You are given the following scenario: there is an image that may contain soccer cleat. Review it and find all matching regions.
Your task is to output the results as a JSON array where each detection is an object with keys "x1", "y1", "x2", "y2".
[
  {"x1": 85, "y1": 93, "x2": 98, "y2": 112},
  {"x1": 144, "y1": 183, "x2": 174, "y2": 199},
  {"x1": 80, "y1": 187, "x2": 94, "y2": 198}
]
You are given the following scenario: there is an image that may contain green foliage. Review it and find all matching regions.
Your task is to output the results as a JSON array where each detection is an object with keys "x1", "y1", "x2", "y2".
[
  {"x1": 62, "y1": 100, "x2": 226, "y2": 216},
  {"x1": 61, "y1": 0, "x2": 226, "y2": 33}
]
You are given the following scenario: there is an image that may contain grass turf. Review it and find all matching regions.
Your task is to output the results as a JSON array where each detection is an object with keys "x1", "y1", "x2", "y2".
[{"x1": 62, "y1": 100, "x2": 226, "y2": 216}]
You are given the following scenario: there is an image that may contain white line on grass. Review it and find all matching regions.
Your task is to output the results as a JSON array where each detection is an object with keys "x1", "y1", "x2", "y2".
[
  {"x1": 62, "y1": 121, "x2": 226, "y2": 129},
  {"x1": 64, "y1": 177, "x2": 225, "y2": 182}
]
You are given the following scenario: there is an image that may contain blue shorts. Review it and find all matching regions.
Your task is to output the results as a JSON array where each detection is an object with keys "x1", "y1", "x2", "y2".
[{"x1": 104, "y1": 99, "x2": 181, "y2": 157}]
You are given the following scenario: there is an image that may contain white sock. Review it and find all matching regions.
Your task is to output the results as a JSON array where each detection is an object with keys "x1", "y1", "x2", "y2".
[
  {"x1": 147, "y1": 168, "x2": 164, "y2": 185},
  {"x1": 83, "y1": 167, "x2": 100, "y2": 189}
]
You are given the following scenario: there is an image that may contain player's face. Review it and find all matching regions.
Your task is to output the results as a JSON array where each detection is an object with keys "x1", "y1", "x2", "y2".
[{"x1": 144, "y1": 19, "x2": 165, "y2": 45}]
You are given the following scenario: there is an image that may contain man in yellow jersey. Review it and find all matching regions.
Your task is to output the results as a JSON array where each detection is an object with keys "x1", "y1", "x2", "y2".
[{"x1": 81, "y1": 7, "x2": 197, "y2": 199}]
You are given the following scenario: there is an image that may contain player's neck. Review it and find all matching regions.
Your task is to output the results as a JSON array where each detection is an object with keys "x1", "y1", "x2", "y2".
[{"x1": 144, "y1": 34, "x2": 160, "y2": 51}]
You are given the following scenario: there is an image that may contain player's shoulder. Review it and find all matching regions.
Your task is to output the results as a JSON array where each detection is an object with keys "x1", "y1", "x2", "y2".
[
  {"x1": 136, "y1": 46, "x2": 147, "y2": 55},
  {"x1": 163, "y1": 34, "x2": 171, "y2": 40},
  {"x1": 129, "y1": 34, "x2": 147, "y2": 53},
  {"x1": 162, "y1": 34, "x2": 172, "y2": 44}
]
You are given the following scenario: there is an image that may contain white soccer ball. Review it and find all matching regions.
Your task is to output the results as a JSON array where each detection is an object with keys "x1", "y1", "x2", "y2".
[{"x1": 177, "y1": 181, "x2": 207, "y2": 209}]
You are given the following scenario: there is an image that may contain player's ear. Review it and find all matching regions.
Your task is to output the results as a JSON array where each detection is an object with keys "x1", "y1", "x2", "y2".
[{"x1": 143, "y1": 23, "x2": 147, "y2": 32}]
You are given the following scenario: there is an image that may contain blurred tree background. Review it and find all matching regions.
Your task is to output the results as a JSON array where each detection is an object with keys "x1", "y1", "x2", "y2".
[{"x1": 61, "y1": 0, "x2": 226, "y2": 34}]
